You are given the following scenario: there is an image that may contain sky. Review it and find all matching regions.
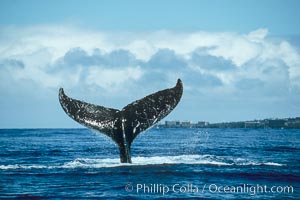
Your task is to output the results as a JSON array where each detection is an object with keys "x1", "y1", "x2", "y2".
[{"x1": 0, "y1": 0, "x2": 300, "y2": 128}]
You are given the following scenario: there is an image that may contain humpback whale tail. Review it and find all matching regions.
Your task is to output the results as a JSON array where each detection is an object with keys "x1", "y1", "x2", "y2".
[{"x1": 59, "y1": 79, "x2": 183, "y2": 163}]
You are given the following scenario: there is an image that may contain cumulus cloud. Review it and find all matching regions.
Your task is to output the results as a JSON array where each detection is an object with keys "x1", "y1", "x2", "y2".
[{"x1": 1, "y1": 25, "x2": 300, "y2": 126}]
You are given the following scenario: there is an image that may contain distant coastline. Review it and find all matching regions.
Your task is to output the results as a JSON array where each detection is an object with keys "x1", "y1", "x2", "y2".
[{"x1": 157, "y1": 117, "x2": 300, "y2": 129}]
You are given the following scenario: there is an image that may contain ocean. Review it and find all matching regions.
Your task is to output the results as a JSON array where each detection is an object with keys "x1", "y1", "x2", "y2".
[{"x1": 0, "y1": 128, "x2": 299, "y2": 199}]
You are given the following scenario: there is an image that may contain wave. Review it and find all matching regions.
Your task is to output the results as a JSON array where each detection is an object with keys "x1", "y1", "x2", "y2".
[{"x1": 0, "y1": 155, "x2": 284, "y2": 170}]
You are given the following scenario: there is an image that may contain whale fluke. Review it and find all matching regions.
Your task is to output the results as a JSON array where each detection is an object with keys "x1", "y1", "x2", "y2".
[{"x1": 59, "y1": 79, "x2": 183, "y2": 163}]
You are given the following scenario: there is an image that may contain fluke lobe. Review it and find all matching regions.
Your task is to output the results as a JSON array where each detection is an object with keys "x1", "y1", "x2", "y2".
[{"x1": 59, "y1": 79, "x2": 183, "y2": 163}]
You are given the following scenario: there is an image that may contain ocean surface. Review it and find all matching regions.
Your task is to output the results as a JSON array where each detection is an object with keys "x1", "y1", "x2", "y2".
[{"x1": 0, "y1": 128, "x2": 299, "y2": 199}]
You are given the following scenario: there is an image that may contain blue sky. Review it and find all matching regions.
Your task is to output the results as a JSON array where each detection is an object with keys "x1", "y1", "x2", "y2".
[
  {"x1": 1, "y1": 0, "x2": 300, "y2": 34},
  {"x1": 0, "y1": 0, "x2": 300, "y2": 128}
]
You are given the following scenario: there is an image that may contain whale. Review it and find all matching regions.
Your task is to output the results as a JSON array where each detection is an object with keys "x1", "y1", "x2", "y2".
[{"x1": 58, "y1": 79, "x2": 183, "y2": 163}]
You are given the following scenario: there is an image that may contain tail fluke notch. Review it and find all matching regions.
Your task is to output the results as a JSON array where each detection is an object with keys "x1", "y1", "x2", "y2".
[{"x1": 59, "y1": 79, "x2": 183, "y2": 163}]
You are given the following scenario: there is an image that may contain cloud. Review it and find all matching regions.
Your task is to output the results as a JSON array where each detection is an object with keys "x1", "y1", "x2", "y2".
[
  {"x1": 145, "y1": 48, "x2": 187, "y2": 69},
  {"x1": 0, "y1": 25, "x2": 300, "y2": 127},
  {"x1": 236, "y1": 78, "x2": 265, "y2": 90},
  {"x1": 60, "y1": 48, "x2": 139, "y2": 68},
  {"x1": 0, "y1": 58, "x2": 25, "y2": 69},
  {"x1": 189, "y1": 50, "x2": 236, "y2": 71},
  {"x1": 85, "y1": 66, "x2": 144, "y2": 93}
]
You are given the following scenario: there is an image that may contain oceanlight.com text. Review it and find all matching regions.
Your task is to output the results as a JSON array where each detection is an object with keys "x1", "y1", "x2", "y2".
[{"x1": 125, "y1": 183, "x2": 294, "y2": 196}]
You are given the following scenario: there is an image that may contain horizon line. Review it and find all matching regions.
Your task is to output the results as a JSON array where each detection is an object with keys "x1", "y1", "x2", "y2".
[{"x1": 1, "y1": 116, "x2": 299, "y2": 129}]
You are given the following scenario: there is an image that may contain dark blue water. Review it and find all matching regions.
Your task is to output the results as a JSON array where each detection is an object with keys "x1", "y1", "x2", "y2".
[{"x1": 0, "y1": 128, "x2": 299, "y2": 199}]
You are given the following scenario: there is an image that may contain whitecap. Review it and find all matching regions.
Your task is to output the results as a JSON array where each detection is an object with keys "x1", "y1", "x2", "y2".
[
  {"x1": 262, "y1": 162, "x2": 284, "y2": 166},
  {"x1": 0, "y1": 155, "x2": 284, "y2": 170}
]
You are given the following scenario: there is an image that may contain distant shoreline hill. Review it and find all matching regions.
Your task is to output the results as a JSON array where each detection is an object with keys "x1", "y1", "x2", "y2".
[{"x1": 158, "y1": 117, "x2": 300, "y2": 129}]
